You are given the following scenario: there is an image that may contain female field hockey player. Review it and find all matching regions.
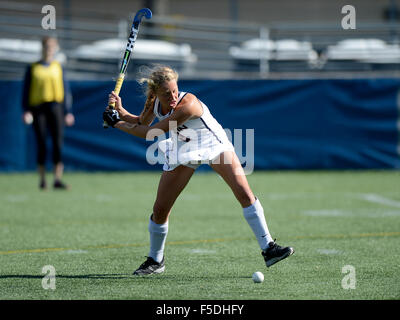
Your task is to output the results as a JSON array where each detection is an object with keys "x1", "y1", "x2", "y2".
[{"x1": 103, "y1": 65, "x2": 294, "y2": 275}]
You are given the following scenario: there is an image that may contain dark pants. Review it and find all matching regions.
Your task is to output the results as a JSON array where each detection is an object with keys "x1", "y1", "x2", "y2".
[{"x1": 31, "y1": 102, "x2": 64, "y2": 166}]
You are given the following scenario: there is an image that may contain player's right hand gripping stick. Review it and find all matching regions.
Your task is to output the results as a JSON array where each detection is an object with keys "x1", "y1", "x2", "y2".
[{"x1": 103, "y1": 109, "x2": 121, "y2": 128}]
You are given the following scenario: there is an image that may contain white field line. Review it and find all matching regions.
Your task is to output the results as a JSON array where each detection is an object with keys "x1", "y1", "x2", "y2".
[
  {"x1": 189, "y1": 249, "x2": 217, "y2": 254},
  {"x1": 4, "y1": 195, "x2": 29, "y2": 203},
  {"x1": 65, "y1": 249, "x2": 88, "y2": 254},
  {"x1": 358, "y1": 193, "x2": 400, "y2": 208},
  {"x1": 1, "y1": 232, "x2": 399, "y2": 255},
  {"x1": 316, "y1": 249, "x2": 341, "y2": 255},
  {"x1": 3, "y1": 191, "x2": 398, "y2": 204},
  {"x1": 302, "y1": 209, "x2": 400, "y2": 217},
  {"x1": 303, "y1": 210, "x2": 346, "y2": 217},
  {"x1": 95, "y1": 194, "x2": 113, "y2": 202}
]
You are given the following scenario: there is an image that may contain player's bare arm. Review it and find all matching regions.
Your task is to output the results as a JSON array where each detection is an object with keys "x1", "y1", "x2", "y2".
[
  {"x1": 108, "y1": 92, "x2": 139, "y2": 124},
  {"x1": 109, "y1": 91, "x2": 155, "y2": 125},
  {"x1": 112, "y1": 92, "x2": 202, "y2": 139}
]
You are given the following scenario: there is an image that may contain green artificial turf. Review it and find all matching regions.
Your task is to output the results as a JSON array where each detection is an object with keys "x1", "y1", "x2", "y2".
[{"x1": 0, "y1": 170, "x2": 399, "y2": 300}]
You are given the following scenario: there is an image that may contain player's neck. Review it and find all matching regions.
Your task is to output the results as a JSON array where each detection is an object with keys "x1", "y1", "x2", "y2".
[
  {"x1": 42, "y1": 55, "x2": 53, "y2": 64},
  {"x1": 160, "y1": 103, "x2": 173, "y2": 116}
]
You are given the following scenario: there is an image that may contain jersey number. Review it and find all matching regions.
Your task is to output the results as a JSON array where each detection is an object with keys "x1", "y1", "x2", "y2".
[{"x1": 177, "y1": 124, "x2": 188, "y2": 132}]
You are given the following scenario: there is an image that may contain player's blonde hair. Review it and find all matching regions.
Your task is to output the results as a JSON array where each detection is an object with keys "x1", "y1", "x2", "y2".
[
  {"x1": 138, "y1": 64, "x2": 179, "y2": 112},
  {"x1": 138, "y1": 64, "x2": 179, "y2": 95}
]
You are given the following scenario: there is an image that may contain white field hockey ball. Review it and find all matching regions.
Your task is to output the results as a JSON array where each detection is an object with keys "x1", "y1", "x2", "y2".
[{"x1": 252, "y1": 271, "x2": 264, "y2": 283}]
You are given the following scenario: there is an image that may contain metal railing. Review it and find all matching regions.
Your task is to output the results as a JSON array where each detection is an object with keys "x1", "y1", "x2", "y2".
[{"x1": 0, "y1": 1, "x2": 399, "y2": 80}]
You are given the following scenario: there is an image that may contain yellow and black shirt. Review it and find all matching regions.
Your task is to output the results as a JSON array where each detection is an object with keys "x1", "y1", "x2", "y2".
[{"x1": 22, "y1": 60, "x2": 72, "y2": 113}]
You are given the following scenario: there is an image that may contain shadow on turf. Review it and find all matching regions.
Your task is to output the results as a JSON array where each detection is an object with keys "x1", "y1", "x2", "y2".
[
  {"x1": 0, "y1": 274, "x2": 252, "y2": 280},
  {"x1": 0, "y1": 274, "x2": 133, "y2": 279}
]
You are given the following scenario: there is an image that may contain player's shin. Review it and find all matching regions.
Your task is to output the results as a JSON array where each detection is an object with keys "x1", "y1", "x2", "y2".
[
  {"x1": 242, "y1": 198, "x2": 273, "y2": 250},
  {"x1": 148, "y1": 215, "x2": 168, "y2": 263}
]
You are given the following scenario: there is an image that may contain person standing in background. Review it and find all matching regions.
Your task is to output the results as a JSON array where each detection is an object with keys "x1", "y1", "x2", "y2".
[{"x1": 22, "y1": 36, "x2": 74, "y2": 190}]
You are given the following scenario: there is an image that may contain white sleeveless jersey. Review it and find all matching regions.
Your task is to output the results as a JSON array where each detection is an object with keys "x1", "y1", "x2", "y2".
[{"x1": 153, "y1": 91, "x2": 234, "y2": 171}]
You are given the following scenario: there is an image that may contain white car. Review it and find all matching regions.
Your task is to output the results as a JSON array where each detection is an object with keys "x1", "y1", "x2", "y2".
[
  {"x1": 230, "y1": 38, "x2": 317, "y2": 61},
  {"x1": 0, "y1": 38, "x2": 67, "y2": 78},
  {"x1": 70, "y1": 38, "x2": 197, "y2": 68},
  {"x1": 0, "y1": 38, "x2": 66, "y2": 64},
  {"x1": 229, "y1": 38, "x2": 275, "y2": 61},
  {"x1": 229, "y1": 38, "x2": 318, "y2": 71},
  {"x1": 325, "y1": 38, "x2": 400, "y2": 63}
]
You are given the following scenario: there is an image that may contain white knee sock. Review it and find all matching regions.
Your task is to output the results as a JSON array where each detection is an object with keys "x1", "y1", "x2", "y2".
[
  {"x1": 243, "y1": 198, "x2": 273, "y2": 250},
  {"x1": 148, "y1": 215, "x2": 168, "y2": 263}
]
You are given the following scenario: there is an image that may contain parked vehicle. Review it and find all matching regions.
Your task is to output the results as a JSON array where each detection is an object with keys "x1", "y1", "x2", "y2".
[{"x1": 229, "y1": 38, "x2": 318, "y2": 72}]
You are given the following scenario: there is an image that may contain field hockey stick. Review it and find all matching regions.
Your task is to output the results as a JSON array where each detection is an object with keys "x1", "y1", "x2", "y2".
[{"x1": 103, "y1": 8, "x2": 152, "y2": 128}]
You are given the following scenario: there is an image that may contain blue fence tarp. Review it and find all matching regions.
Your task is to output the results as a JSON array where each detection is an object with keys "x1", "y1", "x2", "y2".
[{"x1": 0, "y1": 79, "x2": 399, "y2": 171}]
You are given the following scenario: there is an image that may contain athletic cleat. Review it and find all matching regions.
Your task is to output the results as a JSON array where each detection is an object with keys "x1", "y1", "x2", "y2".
[
  {"x1": 39, "y1": 180, "x2": 47, "y2": 190},
  {"x1": 53, "y1": 180, "x2": 69, "y2": 190},
  {"x1": 262, "y1": 240, "x2": 294, "y2": 268},
  {"x1": 133, "y1": 256, "x2": 165, "y2": 275}
]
